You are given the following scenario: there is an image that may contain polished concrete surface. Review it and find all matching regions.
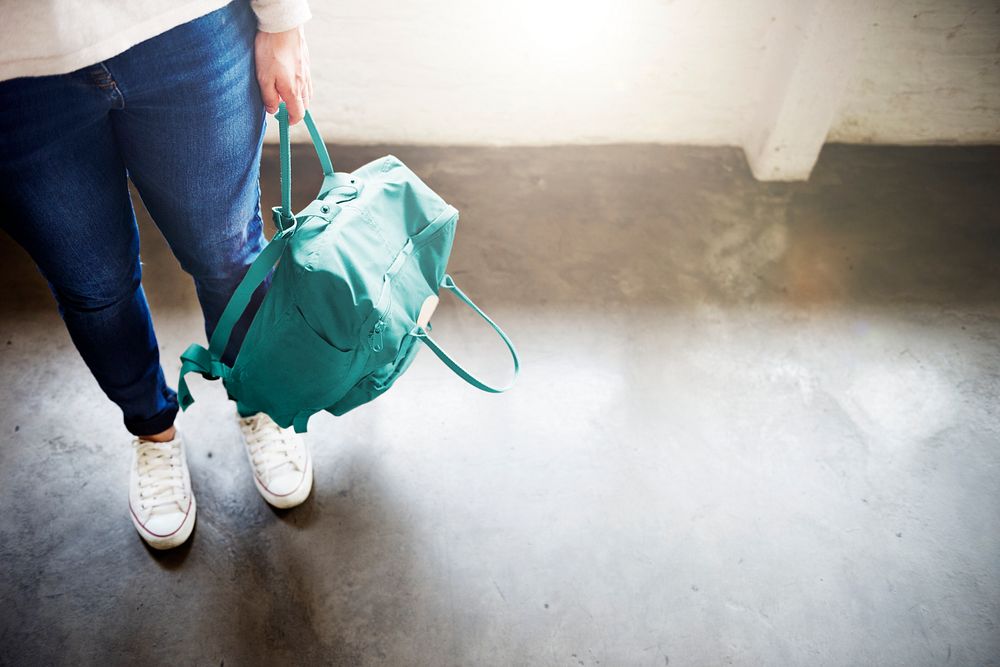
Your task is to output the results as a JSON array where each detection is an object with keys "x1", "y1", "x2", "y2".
[{"x1": 1, "y1": 144, "x2": 999, "y2": 666}]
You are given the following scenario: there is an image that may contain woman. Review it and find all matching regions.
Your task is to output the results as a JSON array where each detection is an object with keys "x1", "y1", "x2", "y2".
[{"x1": 0, "y1": 0, "x2": 315, "y2": 549}]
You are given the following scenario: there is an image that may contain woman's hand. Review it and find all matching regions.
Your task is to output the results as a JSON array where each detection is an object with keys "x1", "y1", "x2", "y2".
[{"x1": 254, "y1": 26, "x2": 312, "y2": 124}]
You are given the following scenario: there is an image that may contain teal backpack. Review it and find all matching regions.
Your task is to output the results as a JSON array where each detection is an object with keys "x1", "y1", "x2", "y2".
[{"x1": 177, "y1": 104, "x2": 519, "y2": 432}]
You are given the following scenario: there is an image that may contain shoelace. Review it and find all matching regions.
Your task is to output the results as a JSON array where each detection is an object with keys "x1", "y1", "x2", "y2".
[
  {"x1": 241, "y1": 414, "x2": 304, "y2": 480},
  {"x1": 133, "y1": 439, "x2": 188, "y2": 515}
]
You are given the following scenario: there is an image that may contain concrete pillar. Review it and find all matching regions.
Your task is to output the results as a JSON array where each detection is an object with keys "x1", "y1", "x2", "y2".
[{"x1": 743, "y1": 0, "x2": 874, "y2": 181}]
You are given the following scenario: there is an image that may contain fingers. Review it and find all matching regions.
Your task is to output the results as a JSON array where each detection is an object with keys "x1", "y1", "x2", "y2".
[
  {"x1": 259, "y1": 79, "x2": 281, "y2": 116},
  {"x1": 254, "y1": 27, "x2": 312, "y2": 123},
  {"x1": 277, "y1": 78, "x2": 306, "y2": 125}
]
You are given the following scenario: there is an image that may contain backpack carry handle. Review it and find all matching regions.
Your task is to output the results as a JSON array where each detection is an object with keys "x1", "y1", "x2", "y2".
[
  {"x1": 276, "y1": 103, "x2": 353, "y2": 230},
  {"x1": 410, "y1": 275, "x2": 520, "y2": 393}
]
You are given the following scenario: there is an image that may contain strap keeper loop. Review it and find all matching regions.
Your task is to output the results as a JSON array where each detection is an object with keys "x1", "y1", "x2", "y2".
[{"x1": 272, "y1": 206, "x2": 295, "y2": 232}]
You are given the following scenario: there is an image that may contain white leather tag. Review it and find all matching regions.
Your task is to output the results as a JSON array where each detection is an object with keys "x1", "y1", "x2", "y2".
[{"x1": 417, "y1": 295, "x2": 439, "y2": 328}]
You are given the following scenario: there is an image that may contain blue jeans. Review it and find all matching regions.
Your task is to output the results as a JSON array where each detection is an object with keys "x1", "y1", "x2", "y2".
[{"x1": 0, "y1": 1, "x2": 266, "y2": 436}]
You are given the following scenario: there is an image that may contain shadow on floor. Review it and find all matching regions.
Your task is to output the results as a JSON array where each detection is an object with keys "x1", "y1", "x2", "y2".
[{"x1": 1, "y1": 144, "x2": 999, "y2": 665}]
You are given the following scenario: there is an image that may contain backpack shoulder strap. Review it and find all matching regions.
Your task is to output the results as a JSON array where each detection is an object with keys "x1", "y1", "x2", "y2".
[
  {"x1": 178, "y1": 226, "x2": 292, "y2": 410},
  {"x1": 207, "y1": 226, "x2": 292, "y2": 359}
]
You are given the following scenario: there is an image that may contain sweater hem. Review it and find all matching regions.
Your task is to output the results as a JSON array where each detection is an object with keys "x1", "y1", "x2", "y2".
[{"x1": 0, "y1": 0, "x2": 232, "y2": 82}]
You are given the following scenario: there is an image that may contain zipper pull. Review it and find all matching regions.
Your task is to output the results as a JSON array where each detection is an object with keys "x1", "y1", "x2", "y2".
[{"x1": 370, "y1": 320, "x2": 386, "y2": 352}]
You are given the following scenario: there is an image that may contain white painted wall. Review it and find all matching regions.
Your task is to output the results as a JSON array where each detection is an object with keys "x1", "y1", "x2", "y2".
[
  {"x1": 830, "y1": 0, "x2": 1000, "y2": 144},
  {"x1": 286, "y1": 0, "x2": 789, "y2": 146},
  {"x1": 271, "y1": 0, "x2": 1000, "y2": 179}
]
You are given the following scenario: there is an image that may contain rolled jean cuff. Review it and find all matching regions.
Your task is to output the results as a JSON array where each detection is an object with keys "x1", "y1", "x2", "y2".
[{"x1": 124, "y1": 393, "x2": 179, "y2": 437}]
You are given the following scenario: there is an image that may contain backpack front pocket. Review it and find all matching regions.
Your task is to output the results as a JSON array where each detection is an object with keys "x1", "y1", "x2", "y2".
[{"x1": 234, "y1": 305, "x2": 358, "y2": 423}]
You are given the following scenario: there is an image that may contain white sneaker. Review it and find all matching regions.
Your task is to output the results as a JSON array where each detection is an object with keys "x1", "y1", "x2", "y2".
[
  {"x1": 238, "y1": 413, "x2": 313, "y2": 509},
  {"x1": 129, "y1": 434, "x2": 196, "y2": 550}
]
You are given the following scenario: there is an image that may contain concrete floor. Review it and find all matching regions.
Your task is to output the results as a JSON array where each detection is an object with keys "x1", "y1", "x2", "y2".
[{"x1": 1, "y1": 143, "x2": 999, "y2": 666}]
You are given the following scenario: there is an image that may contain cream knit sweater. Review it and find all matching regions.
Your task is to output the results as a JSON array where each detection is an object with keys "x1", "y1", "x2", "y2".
[{"x1": 0, "y1": 0, "x2": 310, "y2": 82}]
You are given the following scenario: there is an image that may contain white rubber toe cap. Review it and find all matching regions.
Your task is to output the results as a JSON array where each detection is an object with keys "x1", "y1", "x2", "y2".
[
  {"x1": 254, "y1": 455, "x2": 314, "y2": 509},
  {"x1": 129, "y1": 497, "x2": 196, "y2": 550}
]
